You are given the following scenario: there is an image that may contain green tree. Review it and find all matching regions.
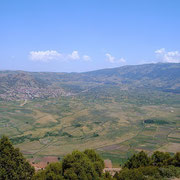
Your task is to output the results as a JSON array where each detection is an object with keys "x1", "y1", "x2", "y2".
[
  {"x1": 171, "y1": 152, "x2": 180, "y2": 167},
  {"x1": 114, "y1": 168, "x2": 145, "y2": 180},
  {"x1": 84, "y1": 149, "x2": 105, "y2": 177},
  {"x1": 33, "y1": 149, "x2": 105, "y2": 180},
  {"x1": 137, "y1": 166, "x2": 160, "y2": 178},
  {"x1": 151, "y1": 151, "x2": 171, "y2": 167},
  {"x1": 103, "y1": 171, "x2": 113, "y2": 180},
  {"x1": 62, "y1": 150, "x2": 98, "y2": 180},
  {"x1": 33, "y1": 162, "x2": 65, "y2": 180},
  {"x1": 32, "y1": 170, "x2": 46, "y2": 180},
  {"x1": 124, "y1": 151, "x2": 151, "y2": 169},
  {"x1": 0, "y1": 136, "x2": 35, "y2": 180}
]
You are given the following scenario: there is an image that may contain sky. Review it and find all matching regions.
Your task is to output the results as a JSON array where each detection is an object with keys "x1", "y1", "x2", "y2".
[{"x1": 0, "y1": 0, "x2": 180, "y2": 72}]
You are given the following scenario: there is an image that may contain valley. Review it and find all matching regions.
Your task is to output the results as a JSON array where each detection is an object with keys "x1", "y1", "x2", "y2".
[{"x1": 0, "y1": 63, "x2": 180, "y2": 166}]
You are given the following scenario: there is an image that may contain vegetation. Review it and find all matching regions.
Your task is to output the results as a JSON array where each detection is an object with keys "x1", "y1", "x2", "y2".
[
  {"x1": 0, "y1": 136, "x2": 180, "y2": 180},
  {"x1": 114, "y1": 151, "x2": 180, "y2": 180},
  {"x1": 0, "y1": 136, "x2": 35, "y2": 180},
  {"x1": 33, "y1": 150, "x2": 180, "y2": 180},
  {"x1": 33, "y1": 149, "x2": 105, "y2": 180},
  {"x1": 123, "y1": 151, "x2": 151, "y2": 169}
]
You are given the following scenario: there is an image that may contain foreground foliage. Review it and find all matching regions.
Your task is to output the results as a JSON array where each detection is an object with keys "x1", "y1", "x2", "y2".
[
  {"x1": 33, "y1": 149, "x2": 105, "y2": 180},
  {"x1": 0, "y1": 136, "x2": 35, "y2": 180},
  {"x1": 114, "y1": 151, "x2": 180, "y2": 180},
  {"x1": 0, "y1": 136, "x2": 180, "y2": 180}
]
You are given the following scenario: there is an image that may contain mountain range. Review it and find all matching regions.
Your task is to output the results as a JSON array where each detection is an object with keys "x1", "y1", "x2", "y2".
[{"x1": 0, "y1": 63, "x2": 180, "y2": 101}]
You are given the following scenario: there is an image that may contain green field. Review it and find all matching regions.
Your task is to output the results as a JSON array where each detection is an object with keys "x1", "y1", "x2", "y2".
[{"x1": 0, "y1": 91, "x2": 179, "y2": 166}]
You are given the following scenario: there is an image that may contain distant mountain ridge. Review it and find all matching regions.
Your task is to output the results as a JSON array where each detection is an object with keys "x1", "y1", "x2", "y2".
[{"x1": 0, "y1": 63, "x2": 180, "y2": 100}]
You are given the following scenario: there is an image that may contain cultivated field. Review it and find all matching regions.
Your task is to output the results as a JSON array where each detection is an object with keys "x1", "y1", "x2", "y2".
[{"x1": 0, "y1": 92, "x2": 179, "y2": 165}]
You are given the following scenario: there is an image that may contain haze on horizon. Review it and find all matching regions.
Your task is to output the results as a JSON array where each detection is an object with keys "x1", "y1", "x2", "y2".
[{"x1": 1, "y1": 0, "x2": 180, "y2": 72}]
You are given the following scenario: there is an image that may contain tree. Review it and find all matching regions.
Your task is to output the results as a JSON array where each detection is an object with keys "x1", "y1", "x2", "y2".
[
  {"x1": 124, "y1": 151, "x2": 151, "y2": 169},
  {"x1": 151, "y1": 151, "x2": 171, "y2": 167},
  {"x1": 103, "y1": 171, "x2": 113, "y2": 180},
  {"x1": 171, "y1": 152, "x2": 180, "y2": 167},
  {"x1": 0, "y1": 136, "x2": 35, "y2": 180},
  {"x1": 33, "y1": 149, "x2": 105, "y2": 180},
  {"x1": 114, "y1": 168, "x2": 145, "y2": 180},
  {"x1": 84, "y1": 149, "x2": 105, "y2": 177},
  {"x1": 33, "y1": 162, "x2": 65, "y2": 180},
  {"x1": 62, "y1": 150, "x2": 98, "y2": 180}
]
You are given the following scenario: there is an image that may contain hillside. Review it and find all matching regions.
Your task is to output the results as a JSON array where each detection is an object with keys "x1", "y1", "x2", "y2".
[
  {"x1": 0, "y1": 63, "x2": 180, "y2": 100},
  {"x1": 0, "y1": 63, "x2": 180, "y2": 165}
]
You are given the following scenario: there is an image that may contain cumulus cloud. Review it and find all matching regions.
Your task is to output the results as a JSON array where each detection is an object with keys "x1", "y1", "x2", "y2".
[
  {"x1": 117, "y1": 58, "x2": 126, "y2": 63},
  {"x1": 106, "y1": 53, "x2": 115, "y2": 63},
  {"x1": 155, "y1": 48, "x2": 165, "y2": 54},
  {"x1": 82, "y1": 55, "x2": 91, "y2": 61},
  {"x1": 30, "y1": 50, "x2": 62, "y2": 62},
  {"x1": 68, "y1": 51, "x2": 80, "y2": 60},
  {"x1": 155, "y1": 48, "x2": 180, "y2": 63},
  {"x1": 29, "y1": 50, "x2": 91, "y2": 62},
  {"x1": 105, "y1": 53, "x2": 126, "y2": 63}
]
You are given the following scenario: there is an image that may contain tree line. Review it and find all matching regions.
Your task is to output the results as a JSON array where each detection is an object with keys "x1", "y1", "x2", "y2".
[{"x1": 0, "y1": 136, "x2": 179, "y2": 180}]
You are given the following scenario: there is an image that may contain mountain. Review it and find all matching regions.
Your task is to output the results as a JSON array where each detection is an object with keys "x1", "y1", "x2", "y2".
[{"x1": 0, "y1": 63, "x2": 179, "y2": 100}]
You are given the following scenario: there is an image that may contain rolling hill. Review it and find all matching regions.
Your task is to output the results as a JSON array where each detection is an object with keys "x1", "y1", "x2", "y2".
[
  {"x1": 0, "y1": 63, "x2": 180, "y2": 165},
  {"x1": 0, "y1": 63, "x2": 180, "y2": 100}
]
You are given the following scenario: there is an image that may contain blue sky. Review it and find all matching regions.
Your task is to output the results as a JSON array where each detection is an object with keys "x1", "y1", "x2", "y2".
[{"x1": 0, "y1": 0, "x2": 180, "y2": 72}]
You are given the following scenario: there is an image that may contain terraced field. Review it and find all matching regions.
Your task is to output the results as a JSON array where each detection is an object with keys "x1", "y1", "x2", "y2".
[{"x1": 0, "y1": 93, "x2": 179, "y2": 165}]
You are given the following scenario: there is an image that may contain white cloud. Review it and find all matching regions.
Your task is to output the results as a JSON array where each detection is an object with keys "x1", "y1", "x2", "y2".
[
  {"x1": 29, "y1": 50, "x2": 91, "y2": 62},
  {"x1": 117, "y1": 57, "x2": 126, "y2": 63},
  {"x1": 155, "y1": 48, "x2": 180, "y2": 63},
  {"x1": 82, "y1": 55, "x2": 91, "y2": 61},
  {"x1": 155, "y1": 48, "x2": 165, "y2": 54},
  {"x1": 68, "y1": 51, "x2": 80, "y2": 60},
  {"x1": 105, "y1": 53, "x2": 126, "y2": 63},
  {"x1": 106, "y1": 53, "x2": 115, "y2": 63},
  {"x1": 30, "y1": 50, "x2": 62, "y2": 62}
]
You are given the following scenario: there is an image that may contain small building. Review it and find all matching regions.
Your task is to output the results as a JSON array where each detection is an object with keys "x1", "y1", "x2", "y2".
[
  {"x1": 29, "y1": 156, "x2": 59, "y2": 171},
  {"x1": 103, "y1": 159, "x2": 121, "y2": 176},
  {"x1": 104, "y1": 159, "x2": 112, "y2": 168}
]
